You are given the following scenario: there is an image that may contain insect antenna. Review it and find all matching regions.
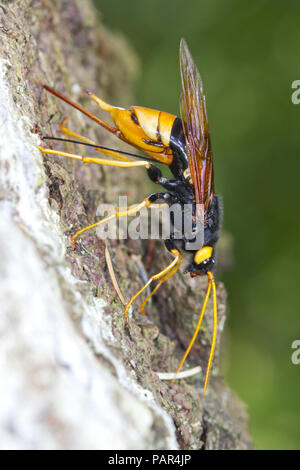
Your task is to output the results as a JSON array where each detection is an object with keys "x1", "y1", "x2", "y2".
[
  {"x1": 42, "y1": 136, "x2": 154, "y2": 162},
  {"x1": 203, "y1": 271, "x2": 217, "y2": 397},
  {"x1": 171, "y1": 271, "x2": 218, "y2": 397}
]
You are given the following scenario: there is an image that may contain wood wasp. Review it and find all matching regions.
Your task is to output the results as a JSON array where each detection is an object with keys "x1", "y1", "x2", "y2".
[{"x1": 39, "y1": 39, "x2": 221, "y2": 396}]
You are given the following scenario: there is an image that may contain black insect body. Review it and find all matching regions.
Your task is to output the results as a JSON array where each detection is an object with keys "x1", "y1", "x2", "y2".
[{"x1": 39, "y1": 39, "x2": 220, "y2": 396}]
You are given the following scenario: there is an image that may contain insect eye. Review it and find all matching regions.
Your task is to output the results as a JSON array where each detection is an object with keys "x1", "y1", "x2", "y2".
[{"x1": 201, "y1": 257, "x2": 214, "y2": 267}]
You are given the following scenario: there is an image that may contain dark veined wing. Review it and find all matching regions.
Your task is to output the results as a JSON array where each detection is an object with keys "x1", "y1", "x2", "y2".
[{"x1": 179, "y1": 39, "x2": 214, "y2": 215}]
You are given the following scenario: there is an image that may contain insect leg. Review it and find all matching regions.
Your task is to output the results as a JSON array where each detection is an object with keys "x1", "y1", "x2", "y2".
[
  {"x1": 59, "y1": 117, "x2": 97, "y2": 144},
  {"x1": 139, "y1": 252, "x2": 183, "y2": 316},
  {"x1": 72, "y1": 198, "x2": 155, "y2": 247},
  {"x1": 38, "y1": 146, "x2": 150, "y2": 168},
  {"x1": 137, "y1": 196, "x2": 181, "y2": 315},
  {"x1": 123, "y1": 248, "x2": 182, "y2": 327},
  {"x1": 71, "y1": 192, "x2": 171, "y2": 246},
  {"x1": 58, "y1": 118, "x2": 133, "y2": 162}
]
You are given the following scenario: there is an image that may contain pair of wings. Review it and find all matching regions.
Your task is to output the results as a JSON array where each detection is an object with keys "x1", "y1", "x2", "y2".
[{"x1": 179, "y1": 39, "x2": 214, "y2": 213}]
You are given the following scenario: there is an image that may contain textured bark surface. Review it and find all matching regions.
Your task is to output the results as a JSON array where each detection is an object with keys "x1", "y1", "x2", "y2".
[{"x1": 0, "y1": 0, "x2": 252, "y2": 449}]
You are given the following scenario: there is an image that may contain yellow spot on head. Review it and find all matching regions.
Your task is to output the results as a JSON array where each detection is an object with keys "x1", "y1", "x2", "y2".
[
  {"x1": 194, "y1": 246, "x2": 213, "y2": 265},
  {"x1": 183, "y1": 168, "x2": 192, "y2": 183}
]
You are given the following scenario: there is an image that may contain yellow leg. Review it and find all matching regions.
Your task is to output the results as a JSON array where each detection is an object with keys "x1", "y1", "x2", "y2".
[
  {"x1": 71, "y1": 199, "x2": 167, "y2": 247},
  {"x1": 139, "y1": 253, "x2": 183, "y2": 316},
  {"x1": 124, "y1": 249, "x2": 182, "y2": 327},
  {"x1": 59, "y1": 117, "x2": 96, "y2": 145},
  {"x1": 71, "y1": 199, "x2": 152, "y2": 247},
  {"x1": 59, "y1": 118, "x2": 133, "y2": 162},
  {"x1": 38, "y1": 147, "x2": 150, "y2": 168}
]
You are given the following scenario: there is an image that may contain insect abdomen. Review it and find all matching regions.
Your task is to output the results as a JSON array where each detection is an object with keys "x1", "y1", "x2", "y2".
[{"x1": 131, "y1": 107, "x2": 176, "y2": 147}]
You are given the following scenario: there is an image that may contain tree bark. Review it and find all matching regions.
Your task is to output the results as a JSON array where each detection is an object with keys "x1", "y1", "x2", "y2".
[{"x1": 0, "y1": 0, "x2": 252, "y2": 450}]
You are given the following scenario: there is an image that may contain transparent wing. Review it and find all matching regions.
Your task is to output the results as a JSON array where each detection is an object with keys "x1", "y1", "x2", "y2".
[{"x1": 179, "y1": 39, "x2": 214, "y2": 213}]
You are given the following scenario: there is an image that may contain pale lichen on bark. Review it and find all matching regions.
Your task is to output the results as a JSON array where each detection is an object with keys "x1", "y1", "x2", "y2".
[{"x1": 0, "y1": 0, "x2": 252, "y2": 449}]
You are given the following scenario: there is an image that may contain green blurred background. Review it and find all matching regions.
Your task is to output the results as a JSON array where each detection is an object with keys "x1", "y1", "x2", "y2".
[{"x1": 95, "y1": 0, "x2": 300, "y2": 449}]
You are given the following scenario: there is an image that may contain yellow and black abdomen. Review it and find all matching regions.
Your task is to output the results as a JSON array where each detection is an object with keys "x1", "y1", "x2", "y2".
[
  {"x1": 129, "y1": 109, "x2": 190, "y2": 179},
  {"x1": 131, "y1": 107, "x2": 175, "y2": 148},
  {"x1": 88, "y1": 94, "x2": 190, "y2": 179},
  {"x1": 91, "y1": 95, "x2": 177, "y2": 165},
  {"x1": 119, "y1": 106, "x2": 177, "y2": 165}
]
